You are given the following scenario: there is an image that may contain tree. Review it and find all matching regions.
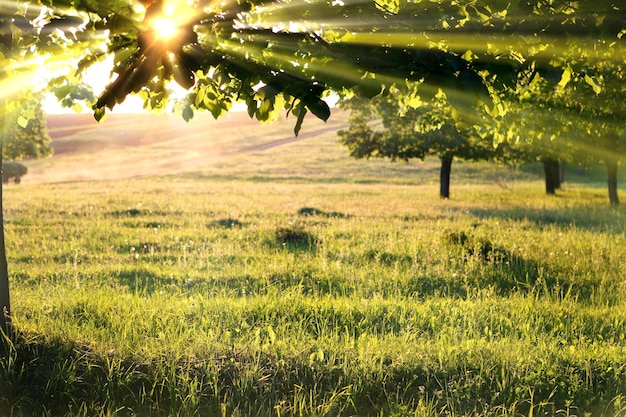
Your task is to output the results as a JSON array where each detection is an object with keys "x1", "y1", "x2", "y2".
[
  {"x1": 338, "y1": 90, "x2": 496, "y2": 199},
  {"x1": 561, "y1": 67, "x2": 626, "y2": 206},
  {"x1": 496, "y1": 80, "x2": 577, "y2": 196},
  {"x1": 3, "y1": 99, "x2": 53, "y2": 162},
  {"x1": 489, "y1": 23, "x2": 626, "y2": 203}
]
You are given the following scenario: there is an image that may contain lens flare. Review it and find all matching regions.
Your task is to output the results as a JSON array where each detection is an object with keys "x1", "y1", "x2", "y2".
[{"x1": 150, "y1": 17, "x2": 182, "y2": 41}]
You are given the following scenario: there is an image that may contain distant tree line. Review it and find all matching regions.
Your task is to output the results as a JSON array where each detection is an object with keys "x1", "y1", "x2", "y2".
[{"x1": 338, "y1": 64, "x2": 625, "y2": 202}]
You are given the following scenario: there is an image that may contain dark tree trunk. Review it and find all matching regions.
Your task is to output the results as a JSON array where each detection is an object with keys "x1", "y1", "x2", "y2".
[
  {"x1": 440, "y1": 155, "x2": 453, "y2": 199},
  {"x1": 543, "y1": 158, "x2": 560, "y2": 195},
  {"x1": 553, "y1": 160, "x2": 561, "y2": 190},
  {"x1": 603, "y1": 133, "x2": 621, "y2": 206},
  {"x1": 0, "y1": 145, "x2": 11, "y2": 338},
  {"x1": 607, "y1": 157, "x2": 620, "y2": 206}
]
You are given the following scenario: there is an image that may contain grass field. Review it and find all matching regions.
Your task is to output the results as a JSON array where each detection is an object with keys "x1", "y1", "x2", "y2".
[{"x1": 1, "y1": 112, "x2": 626, "y2": 416}]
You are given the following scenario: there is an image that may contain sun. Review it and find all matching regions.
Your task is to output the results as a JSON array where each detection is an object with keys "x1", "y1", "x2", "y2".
[
  {"x1": 139, "y1": 0, "x2": 199, "y2": 52},
  {"x1": 150, "y1": 17, "x2": 182, "y2": 41}
]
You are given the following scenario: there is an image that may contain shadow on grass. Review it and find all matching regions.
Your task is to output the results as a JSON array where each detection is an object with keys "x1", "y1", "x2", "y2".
[
  {"x1": 2, "y1": 328, "x2": 624, "y2": 417},
  {"x1": 0, "y1": 331, "x2": 221, "y2": 417},
  {"x1": 115, "y1": 266, "x2": 175, "y2": 295},
  {"x1": 107, "y1": 208, "x2": 175, "y2": 218},
  {"x1": 414, "y1": 229, "x2": 607, "y2": 302},
  {"x1": 108, "y1": 208, "x2": 149, "y2": 217},
  {"x1": 469, "y1": 205, "x2": 626, "y2": 234}
]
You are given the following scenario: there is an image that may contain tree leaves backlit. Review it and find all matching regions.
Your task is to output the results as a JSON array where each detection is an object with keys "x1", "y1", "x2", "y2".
[{"x1": 0, "y1": 0, "x2": 624, "y2": 138}]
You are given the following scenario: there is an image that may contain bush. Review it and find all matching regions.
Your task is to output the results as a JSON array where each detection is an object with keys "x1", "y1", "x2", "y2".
[{"x1": 2, "y1": 161, "x2": 27, "y2": 184}]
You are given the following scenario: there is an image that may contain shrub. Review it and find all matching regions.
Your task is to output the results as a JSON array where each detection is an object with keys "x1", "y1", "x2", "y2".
[{"x1": 2, "y1": 161, "x2": 27, "y2": 184}]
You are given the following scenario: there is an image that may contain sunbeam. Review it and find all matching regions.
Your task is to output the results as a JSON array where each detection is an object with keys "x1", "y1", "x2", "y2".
[{"x1": 2, "y1": 0, "x2": 616, "y2": 134}]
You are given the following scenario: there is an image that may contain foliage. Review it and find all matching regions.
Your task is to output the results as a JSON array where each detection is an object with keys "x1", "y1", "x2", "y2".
[
  {"x1": 1, "y1": 162, "x2": 27, "y2": 184},
  {"x1": 0, "y1": 0, "x2": 620, "y2": 133},
  {"x1": 338, "y1": 91, "x2": 496, "y2": 162},
  {"x1": 493, "y1": 37, "x2": 626, "y2": 203},
  {"x1": 2, "y1": 100, "x2": 53, "y2": 161},
  {"x1": 337, "y1": 90, "x2": 500, "y2": 198},
  {"x1": 0, "y1": 174, "x2": 625, "y2": 416},
  {"x1": 509, "y1": 56, "x2": 624, "y2": 161}
]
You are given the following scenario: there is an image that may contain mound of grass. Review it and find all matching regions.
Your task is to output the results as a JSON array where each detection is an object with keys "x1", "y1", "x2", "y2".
[
  {"x1": 208, "y1": 218, "x2": 245, "y2": 228},
  {"x1": 274, "y1": 222, "x2": 317, "y2": 251},
  {"x1": 297, "y1": 207, "x2": 351, "y2": 219}
]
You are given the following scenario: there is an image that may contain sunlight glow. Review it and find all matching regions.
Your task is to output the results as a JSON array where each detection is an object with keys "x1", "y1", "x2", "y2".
[
  {"x1": 144, "y1": 0, "x2": 198, "y2": 44},
  {"x1": 150, "y1": 17, "x2": 182, "y2": 41},
  {"x1": 16, "y1": 0, "x2": 619, "y2": 123}
]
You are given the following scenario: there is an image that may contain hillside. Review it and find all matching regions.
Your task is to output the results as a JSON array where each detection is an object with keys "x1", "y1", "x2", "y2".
[
  {"x1": 10, "y1": 108, "x2": 620, "y2": 194},
  {"x1": 25, "y1": 110, "x2": 348, "y2": 184}
]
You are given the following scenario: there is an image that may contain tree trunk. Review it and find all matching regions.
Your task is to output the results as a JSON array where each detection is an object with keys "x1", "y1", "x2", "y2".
[
  {"x1": 440, "y1": 155, "x2": 453, "y2": 199},
  {"x1": 553, "y1": 160, "x2": 561, "y2": 190},
  {"x1": 543, "y1": 158, "x2": 559, "y2": 195},
  {"x1": 0, "y1": 145, "x2": 11, "y2": 338},
  {"x1": 603, "y1": 133, "x2": 621, "y2": 206},
  {"x1": 607, "y1": 157, "x2": 620, "y2": 206}
]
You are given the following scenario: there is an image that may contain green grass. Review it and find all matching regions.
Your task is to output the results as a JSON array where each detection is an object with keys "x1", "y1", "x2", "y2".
[{"x1": 1, "y1": 119, "x2": 626, "y2": 416}]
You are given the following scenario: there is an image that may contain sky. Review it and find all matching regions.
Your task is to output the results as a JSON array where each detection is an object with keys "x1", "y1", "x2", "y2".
[{"x1": 43, "y1": 55, "x2": 152, "y2": 114}]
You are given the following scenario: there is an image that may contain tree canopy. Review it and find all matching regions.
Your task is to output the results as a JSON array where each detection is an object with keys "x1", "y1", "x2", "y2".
[
  {"x1": 1, "y1": 0, "x2": 622, "y2": 134},
  {"x1": 491, "y1": 40, "x2": 626, "y2": 203},
  {"x1": 338, "y1": 91, "x2": 497, "y2": 198},
  {"x1": 3, "y1": 98, "x2": 53, "y2": 161}
]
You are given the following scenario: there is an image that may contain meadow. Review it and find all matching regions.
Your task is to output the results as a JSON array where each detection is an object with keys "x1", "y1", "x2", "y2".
[{"x1": 1, "y1": 112, "x2": 626, "y2": 416}]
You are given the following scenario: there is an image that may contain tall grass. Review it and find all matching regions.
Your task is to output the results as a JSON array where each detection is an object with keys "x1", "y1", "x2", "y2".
[
  {"x1": 2, "y1": 123, "x2": 626, "y2": 416},
  {"x1": 0, "y1": 174, "x2": 624, "y2": 416}
]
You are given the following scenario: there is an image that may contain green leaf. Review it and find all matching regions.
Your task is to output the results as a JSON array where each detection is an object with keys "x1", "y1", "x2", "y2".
[
  {"x1": 195, "y1": 87, "x2": 205, "y2": 106},
  {"x1": 70, "y1": 102, "x2": 83, "y2": 113},
  {"x1": 258, "y1": 85, "x2": 279, "y2": 101},
  {"x1": 54, "y1": 85, "x2": 72, "y2": 100},
  {"x1": 584, "y1": 74, "x2": 602, "y2": 94},
  {"x1": 557, "y1": 67, "x2": 572, "y2": 88},
  {"x1": 93, "y1": 107, "x2": 106, "y2": 122},
  {"x1": 182, "y1": 105, "x2": 194, "y2": 122},
  {"x1": 256, "y1": 98, "x2": 274, "y2": 121},
  {"x1": 294, "y1": 104, "x2": 307, "y2": 136},
  {"x1": 306, "y1": 99, "x2": 330, "y2": 122},
  {"x1": 246, "y1": 99, "x2": 257, "y2": 119},
  {"x1": 172, "y1": 61, "x2": 195, "y2": 90},
  {"x1": 209, "y1": 102, "x2": 225, "y2": 119},
  {"x1": 16, "y1": 116, "x2": 29, "y2": 129}
]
